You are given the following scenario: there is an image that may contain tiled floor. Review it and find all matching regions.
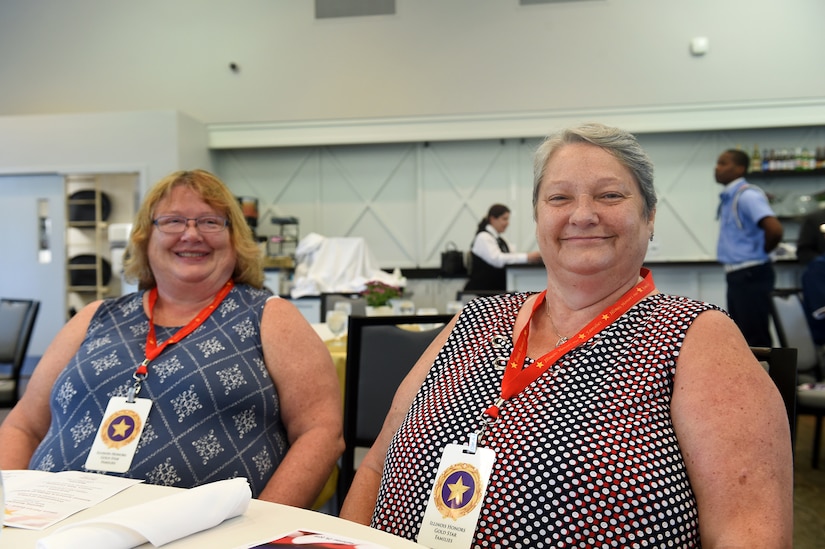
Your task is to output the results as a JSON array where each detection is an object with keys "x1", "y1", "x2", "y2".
[{"x1": 1, "y1": 409, "x2": 823, "y2": 545}]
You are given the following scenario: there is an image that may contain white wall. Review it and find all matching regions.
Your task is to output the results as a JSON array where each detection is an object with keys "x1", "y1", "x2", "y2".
[
  {"x1": 0, "y1": 176, "x2": 65, "y2": 356},
  {"x1": 0, "y1": 1, "x2": 823, "y2": 146},
  {"x1": 0, "y1": 111, "x2": 210, "y2": 193}
]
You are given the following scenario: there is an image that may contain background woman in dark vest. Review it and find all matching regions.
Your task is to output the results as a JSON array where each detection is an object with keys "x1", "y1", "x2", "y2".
[{"x1": 464, "y1": 203, "x2": 542, "y2": 292}]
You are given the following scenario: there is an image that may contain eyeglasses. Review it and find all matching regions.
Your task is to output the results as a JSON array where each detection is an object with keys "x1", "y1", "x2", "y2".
[{"x1": 152, "y1": 215, "x2": 230, "y2": 234}]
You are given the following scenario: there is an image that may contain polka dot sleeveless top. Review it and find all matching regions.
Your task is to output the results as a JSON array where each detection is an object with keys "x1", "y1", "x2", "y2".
[{"x1": 371, "y1": 292, "x2": 720, "y2": 548}]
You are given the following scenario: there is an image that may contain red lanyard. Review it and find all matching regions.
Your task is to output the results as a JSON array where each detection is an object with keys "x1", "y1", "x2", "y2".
[
  {"x1": 128, "y1": 279, "x2": 234, "y2": 399},
  {"x1": 484, "y1": 268, "x2": 655, "y2": 420}
]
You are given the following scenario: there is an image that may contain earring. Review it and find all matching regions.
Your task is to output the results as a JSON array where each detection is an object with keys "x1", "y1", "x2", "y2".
[{"x1": 649, "y1": 233, "x2": 654, "y2": 242}]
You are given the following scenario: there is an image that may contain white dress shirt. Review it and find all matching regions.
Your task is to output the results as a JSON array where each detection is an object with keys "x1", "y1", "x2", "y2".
[{"x1": 471, "y1": 225, "x2": 528, "y2": 268}]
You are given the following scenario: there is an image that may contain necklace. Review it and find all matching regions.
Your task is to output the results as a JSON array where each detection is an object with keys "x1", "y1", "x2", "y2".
[{"x1": 544, "y1": 297, "x2": 569, "y2": 347}]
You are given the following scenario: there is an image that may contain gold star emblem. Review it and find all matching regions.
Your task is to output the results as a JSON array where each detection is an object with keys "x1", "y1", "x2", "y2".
[
  {"x1": 536, "y1": 360, "x2": 545, "y2": 369},
  {"x1": 434, "y1": 463, "x2": 483, "y2": 519},
  {"x1": 602, "y1": 314, "x2": 610, "y2": 320},
  {"x1": 510, "y1": 361, "x2": 519, "y2": 369},
  {"x1": 447, "y1": 476, "x2": 471, "y2": 506},
  {"x1": 110, "y1": 418, "x2": 131, "y2": 438},
  {"x1": 101, "y1": 409, "x2": 141, "y2": 449}
]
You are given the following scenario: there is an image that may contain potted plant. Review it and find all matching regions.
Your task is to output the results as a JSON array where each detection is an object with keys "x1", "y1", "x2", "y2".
[{"x1": 361, "y1": 280, "x2": 402, "y2": 315}]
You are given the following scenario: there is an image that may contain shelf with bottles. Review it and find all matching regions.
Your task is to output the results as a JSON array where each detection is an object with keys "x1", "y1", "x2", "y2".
[
  {"x1": 749, "y1": 168, "x2": 825, "y2": 179},
  {"x1": 746, "y1": 144, "x2": 825, "y2": 178}
]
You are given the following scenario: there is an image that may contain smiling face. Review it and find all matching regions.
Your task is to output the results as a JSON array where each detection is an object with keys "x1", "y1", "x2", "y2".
[
  {"x1": 535, "y1": 142, "x2": 654, "y2": 279},
  {"x1": 147, "y1": 185, "x2": 237, "y2": 293}
]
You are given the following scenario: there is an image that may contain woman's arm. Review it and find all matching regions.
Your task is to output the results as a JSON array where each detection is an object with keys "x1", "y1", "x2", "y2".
[
  {"x1": 256, "y1": 297, "x2": 345, "y2": 507},
  {"x1": 339, "y1": 316, "x2": 457, "y2": 524},
  {"x1": 758, "y1": 215, "x2": 784, "y2": 253},
  {"x1": 671, "y1": 309, "x2": 793, "y2": 547},
  {"x1": 0, "y1": 302, "x2": 100, "y2": 469}
]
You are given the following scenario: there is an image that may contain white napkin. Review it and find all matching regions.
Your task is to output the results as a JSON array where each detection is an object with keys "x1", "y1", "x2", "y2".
[{"x1": 36, "y1": 477, "x2": 251, "y2": 549}]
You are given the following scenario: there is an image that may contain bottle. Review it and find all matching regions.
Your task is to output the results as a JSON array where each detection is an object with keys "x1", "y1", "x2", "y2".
[
  {"x1": 750, "y1": 145, "x2": 762, "y2": 172},
  {"x1": 780, "y1": 148, "x2": 790, "y2": 171},
  {"x1": 761, "y1": 149, "x2": 770, "y2": 172},
  {"x1": 801, "y1": 147, "x2": 813, "y2": 170},
  {"x1": 768, "y1": 149, "x2": 777, "y2": 171}
]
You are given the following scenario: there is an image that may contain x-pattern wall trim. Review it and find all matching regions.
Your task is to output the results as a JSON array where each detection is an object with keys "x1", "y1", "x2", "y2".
[
  {"x1": 323, "y1": 144, "x2": 418, "y2": 263},
  {"x1": 215, "y1": 126, "x2": 825, "y2": 268},
  {"x1": 422, "y1": 142, "x2": 511, "y2": 259}
]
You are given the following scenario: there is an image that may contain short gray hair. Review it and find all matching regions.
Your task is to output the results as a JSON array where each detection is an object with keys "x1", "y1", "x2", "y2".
[{"x1": 532, "y1": 122, "x2": 657, "y2": 220}]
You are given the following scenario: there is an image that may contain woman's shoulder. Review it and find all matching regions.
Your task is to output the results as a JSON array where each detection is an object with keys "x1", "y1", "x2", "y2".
[
  {"x1": 647, "y1": 292, "x2": 726, "y2": 314},
  {"x1": 464, "y1": 291, "x2": 533, "y2": 307},
  {"x1": 94, "y1": 291, "x2": 144, "y2": 316},
  {"x1": 641, "y1": 293, "x2": 733, "y2": 340},
  {"x1": 457, "y1": 291, "x2": 534, "y2": 325},
  {"x1": 232, "y1": 283, "x2": 273, "y2": 302},
  {"x1": 218, "y1": 284, "x2": 274, "y2": 324}
]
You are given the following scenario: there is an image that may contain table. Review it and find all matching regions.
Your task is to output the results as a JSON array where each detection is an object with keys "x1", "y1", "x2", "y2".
[
  {"x1": 328, "y1": 341, "x2": 347, "y2": 402},
  {"x1": 3, "y1": 483, "x2": 425, "y2": 548}
]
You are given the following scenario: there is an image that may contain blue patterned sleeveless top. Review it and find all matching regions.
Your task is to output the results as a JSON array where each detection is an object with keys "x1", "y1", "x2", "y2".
[
  {"x1": 372, "y1": 292, "x2": 721, "y2": 548},
  {"x1": 29, "y1": 284, "x2": 288, "y2": 497}
]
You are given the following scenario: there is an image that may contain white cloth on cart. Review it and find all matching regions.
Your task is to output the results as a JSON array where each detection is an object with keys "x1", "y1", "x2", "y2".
[{"x1": 291, "y1": 233, "x2": 405, "y2": 298}]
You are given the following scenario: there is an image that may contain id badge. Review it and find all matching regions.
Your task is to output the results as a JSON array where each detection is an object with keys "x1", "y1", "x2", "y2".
[
  {"x1": 417, "y1": 443, "x2": 496, "y2": 549},
  {"x1": 84, "y1": 396, "x2": 152, "y2": 473}
]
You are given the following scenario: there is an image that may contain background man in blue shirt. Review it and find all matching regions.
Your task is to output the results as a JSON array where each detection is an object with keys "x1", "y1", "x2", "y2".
[{"x1": 715, "y1": 148, "x2": 783, "y2": 347}]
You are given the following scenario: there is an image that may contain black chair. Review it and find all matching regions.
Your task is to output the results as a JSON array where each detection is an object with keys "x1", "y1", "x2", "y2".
[
  {"x1": 320, "y1": 292, "x2": 367, "y2": 319},
  {"x1": 770, "y1": 288, "x2": 824, "y2": 382},
  {"x1": 338, "y1": 313, "x2": 453, "y2": 508},
  {"x1": 751, "y1": 346, "x2": 798, "y2": 447},
  {"x1": 0, "y1": 298, "x2": 40, "y2": 406},
  {"x1": 798, "y1": 385, "x2": 825, "y2": 469},
  {"x1": 769, "y1": 290, "x2": 825, "y2": 468}
]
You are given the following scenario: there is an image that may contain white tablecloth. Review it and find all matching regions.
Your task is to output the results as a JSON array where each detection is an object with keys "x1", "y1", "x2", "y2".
[{"x1": 3, "y1": 483, "x2": 425, "y2": 549}]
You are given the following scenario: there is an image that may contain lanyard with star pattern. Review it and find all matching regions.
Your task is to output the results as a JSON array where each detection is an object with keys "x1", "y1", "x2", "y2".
[{"x1": 468, "y1": 269, "x2": 655, "y2": 451}]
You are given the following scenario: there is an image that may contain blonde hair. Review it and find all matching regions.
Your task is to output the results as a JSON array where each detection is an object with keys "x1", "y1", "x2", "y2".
[{"x1": 123, "y1": 169, "x2": 264, "y2": 289}]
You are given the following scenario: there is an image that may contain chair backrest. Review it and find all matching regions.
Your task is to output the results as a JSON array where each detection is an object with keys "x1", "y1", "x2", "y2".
[
  {"x1": 751, "y1": 346, "x2": 798, "y2": 445},
  {"x1": 0, "y1": 298, "x2": 40, "y2": 366},
  {"x1": 0, "y1": 298, "x2": 40, "y2": 404},
  {"x1": 320, "y1": 292, "x2": 367, "y2": 318},
  {"x1": 339, "y1": 313, "x2": 453, "y2": 505},
  {"x1": 770, "y1": 289, "x2": 822, "y2": 378}
]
